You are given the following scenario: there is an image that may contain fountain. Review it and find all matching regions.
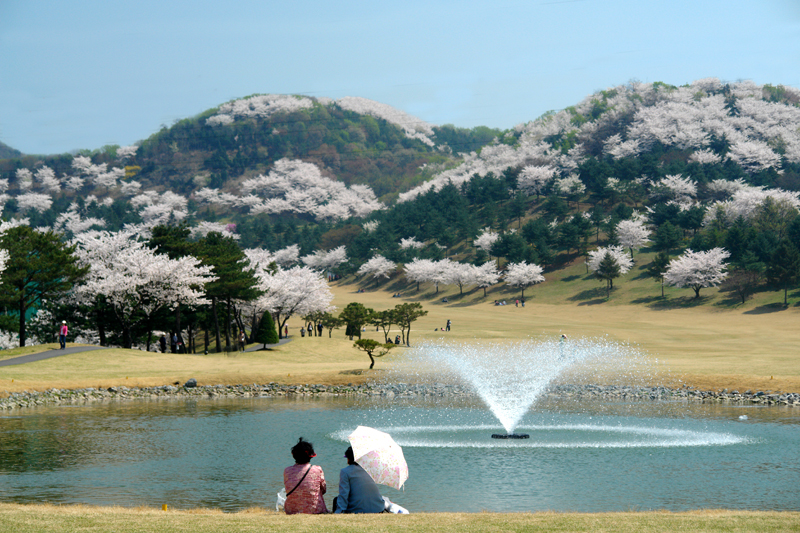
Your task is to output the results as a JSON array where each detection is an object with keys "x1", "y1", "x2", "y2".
[{"x1": 404, "y1": 337, "x2": 645, "y2": 438}]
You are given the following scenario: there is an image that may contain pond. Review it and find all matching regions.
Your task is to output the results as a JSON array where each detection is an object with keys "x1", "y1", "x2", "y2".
[{"x1": 0, "y1": 396, "x2": 798, "y2": 512}]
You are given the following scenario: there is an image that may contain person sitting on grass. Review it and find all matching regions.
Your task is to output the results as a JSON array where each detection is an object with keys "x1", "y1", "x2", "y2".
[
  {"x1": 333, "y1": 446, "x2": 385, "y2": 514},
  {"x1": 283, "y1": 437, "x2": 328, "y2": 514}
]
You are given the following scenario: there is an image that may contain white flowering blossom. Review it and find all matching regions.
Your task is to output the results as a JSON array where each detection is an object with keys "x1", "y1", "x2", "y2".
[
  {"x1": 362, "y1": 220, "x2": 380, "y2": 233},
  {"x1": 587, "y1": 245, "x2": 634, "y2": 275},
  {"x1": 301, "y1": 246, "x2": 348, "y2": 271},
  {"x1": 664, "y1": 248, "x2": 730, "y2": 298},
  {"x1": 207, "y1": 94, "x2": 314, "y2": 126},
  {"x1": 518, "y1": 165, "x2": 555, "y2": 197},
  {"x1": 238, "y1": 159, "x2": 383, "y2": 221},
  {"x1": 615, "y1": 219, "x2": 651, "y2": 257},
  {"x1": 474, "y1": 229, "x2": 499, "y2": 252},
  {"x1": 357, "y1": 254, "x2": 396, "y2": 279},
  {"x1": 16, "y1": 168, "x2": 33, "y2": 191},
  {"x1": 16, "y1": 192, "x2": 53, "y2": 213},
  {"x1": 190, "y1": 221, "x2": 239, "y2": 240},
  {"x1": 554, "y1": 175, "x2": 586, "y2": 196},
  {"x1": 255, "y1": 265, "x2": 334, "y2": 337},
  {"x1": 116, "y1": 145, "x2": 139, "y2": 159},
  {"x1": 504, "y1": 261, "x2": 545, "y2": 298},
  {"x1": 335, "y1": 96, "x2": 435, "y2": 147},
  {"x1": 473, "y1": 262, "x2": 501, "y2": 296},
  {"x1": 704, "y1": 187, "x2": 800, "y2": 226},
  {"x1": 399, "y1": 237, "x2": 425, "y2": 250},
  {"x1": 652, "y1": 174, "x2": 697, "y2": 201},
  {"x1": 689, "y1": 149, "x2": 722, "y2": 165}
]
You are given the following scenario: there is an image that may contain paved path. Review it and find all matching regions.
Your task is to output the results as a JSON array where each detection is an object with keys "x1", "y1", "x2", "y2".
[
  {"x1": 0, "y1": 346, "x2": 108, "y2": 367},
  {"x1": 244, "y1": 337, "x2": 292, "y2": 352}
]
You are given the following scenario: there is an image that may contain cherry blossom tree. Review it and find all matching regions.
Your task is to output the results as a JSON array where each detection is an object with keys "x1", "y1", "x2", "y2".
[
  {"x1": 255, "y1": 265, "x2": 334, "y2": 338},
  {"x1": 473, "y1": 262, "x2": 501, "y2": 297},
  {"x1": 615, "y1": 219, "x2": 651, "y2": 258},
  {"x1": 301, "y1": 246, "x2": 348, "y2": 271},
  {"x1": 664, "y1": 248, "x2": 730, "y2": 298},
  {"x1": 587, "y1": 245, "x2": 634, "y2": 274},
  {"x1": 404, "y1": 258, "x2": 436, "y2": 291},
  {"x1": 357, "y1": 255, "x2": 396, "y2": 279},
  {"x1": 399, "y1": 237, "x2": 425, "y2": 250},
  {"x1": 474, "y1": 229, "x2": 499, "y2": 253},
  {"x1": 16, "y1": 192, "x2": 53, "y2": 213},
  {"x1": 518, "y1": 166, "x2": 555, "y2": 199},
  {"x1": 504, "y1": 261, "x2": 544, "y2": 299},
  {"x1": 443, "y1": 261, "x2": 475, "y2": 295},
  {"x1": 74, "y1": 231, "x2": 216, "y2": 348}
]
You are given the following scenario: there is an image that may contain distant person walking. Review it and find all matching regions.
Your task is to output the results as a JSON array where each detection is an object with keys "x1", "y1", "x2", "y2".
[
  {"x1": 239, "y1": 330, "x2": 246, "y2": 352},
  {"x1": 159, "y1": 334, "x2": 167, "y2": 353},
  {"x1": 300, "y1": 328, "x2": 305, "y2": 338},
  {"x1": 171, "y1": 332, "x2": 178, "y2": 353},
  {"x1": 59, "y1": 321, "x2": 68, "y2": 349},
  {"x1": 446, "y1": 319, "x2": 451, "y2": 331}
]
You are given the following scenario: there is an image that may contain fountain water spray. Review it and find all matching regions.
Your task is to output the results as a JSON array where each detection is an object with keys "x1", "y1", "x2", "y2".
[{"x1": 406, "y1": 337, "x2": 644, "y2": 437}]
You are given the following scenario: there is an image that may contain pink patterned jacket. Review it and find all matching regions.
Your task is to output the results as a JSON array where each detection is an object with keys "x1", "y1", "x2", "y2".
[{"x1": 283, "y1": 464, "x2": 328, "y2": 514}]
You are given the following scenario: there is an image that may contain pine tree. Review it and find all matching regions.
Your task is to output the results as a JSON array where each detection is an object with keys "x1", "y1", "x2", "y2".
[{"x1": 254, "y1": 310, "x2": 279, "y2": 348}]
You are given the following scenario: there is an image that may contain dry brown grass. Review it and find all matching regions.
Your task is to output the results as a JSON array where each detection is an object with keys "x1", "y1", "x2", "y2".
[
  {"x1": 0, "y1": 503, "x2": 797, "y2": 533},
  {"x1": 1, "y1": 280, "x2": 798, "y2": 393}
]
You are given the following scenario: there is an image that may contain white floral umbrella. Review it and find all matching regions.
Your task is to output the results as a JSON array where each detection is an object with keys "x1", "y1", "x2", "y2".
[{"x1": 348, "y1": 425, "x2": 409, "y2": 490}]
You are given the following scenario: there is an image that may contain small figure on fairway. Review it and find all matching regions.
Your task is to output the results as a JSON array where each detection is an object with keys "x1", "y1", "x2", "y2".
[
  {"x1": 59, "y1": 320, "x2": 68, "y2": 349},
  {"x1": 159, "y1": 334, "x2": 167, "y2": 353},
  {"x1": 333, "y1": 446, "x2": 385, "y2": 514},
  {"x1": 300, "y1": 327, "x2": 305, "y2": 338},
  {"x1": 283, "y1": 437, "x2": 328, "y2": 514},
  {"x1": 239, "y1": 330, "x2": 246, "y2": 352},
  {"x1": 446, "y1": 319, "x2": 451, "y2": 331}
]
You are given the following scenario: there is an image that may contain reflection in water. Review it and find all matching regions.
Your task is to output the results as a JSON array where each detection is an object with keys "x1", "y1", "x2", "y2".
[{"x1": 0, "y1": 396, "x2": 798, "y2": 512}]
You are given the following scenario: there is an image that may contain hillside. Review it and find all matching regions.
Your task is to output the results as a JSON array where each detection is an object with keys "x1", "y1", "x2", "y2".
[
  {"x1": 0, "y1": 141, "x2": 21, "y2": 160},
  {"x1": 2, "y1": 79, "x2": 800, "y2": 309}
]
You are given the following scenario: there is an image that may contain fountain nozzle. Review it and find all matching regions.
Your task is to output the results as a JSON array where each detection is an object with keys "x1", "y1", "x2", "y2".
[{"x1": 491, "y1": 433, "x2": 529, "y2": 439}]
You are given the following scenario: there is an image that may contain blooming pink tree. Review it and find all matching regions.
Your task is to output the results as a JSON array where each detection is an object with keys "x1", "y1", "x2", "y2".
[
  {"x1": 664, "y1": 248, "x2": 730, "y2": 298},
  {"x1": 473, "y1": 262, "x2": 501, "y2": 297},
  {"x1": 615, "y1": 219, "x2": 651, "y2": 258},
  {"x1": 404, "y1": 258, "x2": 437, "y2": 291},
  {"x1": 504, "y1": 261, "x2": 545, "y2": 299},
  {"x1": 301, "y1": 246, "x2": 348, "y2": 271},
  {"x1": 357, "y1": 255, "x2": 396, "y2": 279},
  {"x1": 443, "y1": 261, "x2": 475, "y2": 295},
  {"x1": 74, "y1": 231, "x2": 216, "y2": 348},
  {"x1": 255, "y1": 265, "x2": 334, "y2": 338}
]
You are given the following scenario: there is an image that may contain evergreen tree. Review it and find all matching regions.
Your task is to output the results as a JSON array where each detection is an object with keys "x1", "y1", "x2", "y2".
[
  {"x1": 0, "y1": 226, "x2": 88, "y2": 346},
  {"x1": 766, "y1": 240, "x2": 800, "y2": 305},
  {"x1": 654, "y1": 221, "x2": 682, "y2": 254},
  {"x1": 254, "y1": 310, "x2": 279, "y2": 348},
  {"x1": 595, "y1": 252, "x2": 621, "y2": 297},
  {"x1": 646, "y1": 251, "x2": 671, "y2": 298}
]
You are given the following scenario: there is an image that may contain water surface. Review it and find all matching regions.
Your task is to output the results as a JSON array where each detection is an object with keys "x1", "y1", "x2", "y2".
[{"x1": 0, "y1": 396, "x2": 797, "y2": 512}]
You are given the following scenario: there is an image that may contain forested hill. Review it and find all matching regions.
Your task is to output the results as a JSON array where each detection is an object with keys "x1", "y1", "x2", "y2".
[
  {"x1": 0, "y1": 141, "x2": 21, "y2": 160},
  {"x1": 2, "y1": 79, "x2": 800, "y2": 282}
]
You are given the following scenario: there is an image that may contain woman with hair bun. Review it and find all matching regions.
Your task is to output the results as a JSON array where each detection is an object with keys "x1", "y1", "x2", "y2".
[{"x1": 283, "y1": 437, "x2": 328, "y2": 514}]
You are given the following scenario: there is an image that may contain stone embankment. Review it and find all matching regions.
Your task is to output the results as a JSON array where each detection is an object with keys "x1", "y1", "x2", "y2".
[{"x1": 1, "y1": 382, "x2": 798, "y2": 411}]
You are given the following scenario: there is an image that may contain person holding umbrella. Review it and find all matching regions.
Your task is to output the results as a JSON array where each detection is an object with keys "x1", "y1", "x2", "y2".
[{"x1": 333, "y1": 446, "x2": 385, "y2": 514}]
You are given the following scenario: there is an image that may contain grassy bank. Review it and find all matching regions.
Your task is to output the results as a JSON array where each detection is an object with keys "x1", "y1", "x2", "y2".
[
  {"x1": 1, "y1": 280, "x2": 799, "y2": 394},
  {"x1": 0, "y1": 504, "x2": 798, "y2": 533}
]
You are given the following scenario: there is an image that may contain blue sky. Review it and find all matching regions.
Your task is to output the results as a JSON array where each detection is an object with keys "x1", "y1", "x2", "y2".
[{"x1": 1, "y1": 0, "x2": 799, "y2": 155}]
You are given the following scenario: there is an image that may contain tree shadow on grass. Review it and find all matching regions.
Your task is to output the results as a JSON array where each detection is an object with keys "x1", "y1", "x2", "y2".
[
  {"x1": 561, "y1": 275, "x2": 581, "y2": 282},
  {"x1": 744, "y1": 303, "x2": 789, "y2": 315},
  {"x1": 640, "y1": 295, "x2": 712, "y2": 309},
  {"x1": 568, "y1": 286, "x2": 607, "y2": 303}
]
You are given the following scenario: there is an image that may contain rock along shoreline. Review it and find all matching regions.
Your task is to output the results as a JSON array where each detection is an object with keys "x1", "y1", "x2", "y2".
[{"x1": 1, "y1": 382, "x2": 799, "y2": 411}]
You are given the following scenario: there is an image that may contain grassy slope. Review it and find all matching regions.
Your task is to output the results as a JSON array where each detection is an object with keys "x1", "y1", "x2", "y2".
[
  {"x1": 1, "y1": 268, "x2": 799, "y2": 393},
  {"x1": 0, "y1": 504, "x2": 797, "y2": 533}
]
